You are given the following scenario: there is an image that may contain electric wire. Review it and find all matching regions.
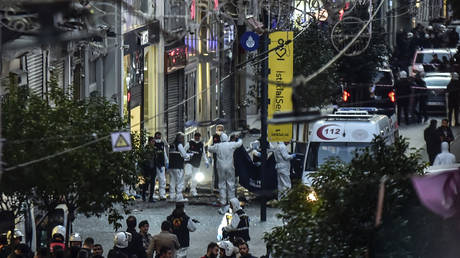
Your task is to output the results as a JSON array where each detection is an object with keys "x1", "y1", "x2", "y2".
[{"x1": 1, "y1": 0, "x2": 406, "y2": 171}]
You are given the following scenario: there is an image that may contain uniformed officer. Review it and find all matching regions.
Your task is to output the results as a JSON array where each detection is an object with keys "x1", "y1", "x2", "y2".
[
  {"x1": 184, "y1": 132, "x2": 209, "y2": 196},
  {"x1": 169, "y1": 133, "x2": 191, "y2": 202},
  {"x1": 153, "y1": 132, "x2": 169, "y2": 200}
]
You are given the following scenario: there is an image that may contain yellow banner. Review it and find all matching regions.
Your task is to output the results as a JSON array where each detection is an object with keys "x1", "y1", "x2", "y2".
[{"x1": 268, "y1": 31, "x2": 293, "y2": 142}]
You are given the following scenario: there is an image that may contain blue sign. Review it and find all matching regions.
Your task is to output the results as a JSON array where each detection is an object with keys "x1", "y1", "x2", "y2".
[{"x1": 240, "y1": 32, "x2": 260, "y2": 52}]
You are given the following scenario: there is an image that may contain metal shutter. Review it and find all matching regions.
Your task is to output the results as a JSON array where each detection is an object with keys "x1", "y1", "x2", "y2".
[
  {"x1": 165, "y1": 70, "x2": 184, "y2": 143},
  {"x1": 26, "y1": 52, "x2": 45, "y2": 96},
  {"x1": 222, "y1": 74, "x2": 234, "y2": 130},
  {"x1": 52, "y1": 59, "x2": 65, "y2": 89}
]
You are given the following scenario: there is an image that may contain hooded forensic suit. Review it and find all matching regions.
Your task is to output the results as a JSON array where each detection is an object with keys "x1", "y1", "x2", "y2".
[
  {"x1": 216, "y1": 198, "x2": 250, "y2": 243},
  {"x1": 273, "y1": 142, "x2": 295, "y2": 200},
  {"x1": 208, "y1": 134, "x2": 243, "y2": 205},
  {"x1": 433, "y1": 142, "x2": 456, "y2": 166}
]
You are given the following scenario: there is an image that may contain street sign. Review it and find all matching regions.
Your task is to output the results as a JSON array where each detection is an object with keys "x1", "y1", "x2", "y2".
[
  {"x1": 240, "y1": 31, "x2": 260, "y2": 52},
  {"x1": 111, "y1": 132, "x2": 132, "y2": 152},
  {"x1": 268, "y1": 31, "x2": 294, "y2": 142}
]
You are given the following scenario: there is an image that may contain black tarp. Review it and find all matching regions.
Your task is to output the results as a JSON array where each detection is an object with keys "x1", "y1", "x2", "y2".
[{"x1": 234, "y1": 146, "x2": 277, "y2": 195}]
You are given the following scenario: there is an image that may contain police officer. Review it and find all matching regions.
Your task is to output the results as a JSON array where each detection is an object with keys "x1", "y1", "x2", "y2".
[
  {"x1": 207, "y1": 125, "x2": 225, "y2": 190},
  {"x1": 220, "y1": 198, "x2": 250, "y2": 245},
  {"x1": 141, "y1": 137, "x2": 156, "y2": 202},
  {"x1": 413, "y1": 72, "x2": 428, "y2": 123},
  {"x1": 169, "y1": 133, "x2": 191, "y2": 202},
  {"x1": 153, "y1": 132, "x2": 168, "y2": 200},
  {"x1": 395, "y1": 71, "x2": 412, "y2": 125},
  {"x1": 184, "y1": 132, "x2": 209, "y2": 197},
  {"x1": 166, "y1": 203, "x2": 197, "y2": 257}
]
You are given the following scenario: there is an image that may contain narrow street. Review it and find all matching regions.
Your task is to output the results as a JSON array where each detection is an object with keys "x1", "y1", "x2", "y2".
[{"x1": 73, "y1": 121, "x2": 460, "y2": 257}]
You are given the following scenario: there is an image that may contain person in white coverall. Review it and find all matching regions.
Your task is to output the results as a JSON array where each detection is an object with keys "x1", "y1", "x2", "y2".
[
  {"x1": 273, "y1": 141, "x2": 296, "y2": 200},
  {"x1": 169, "y1": 133, "x2": 191, "y2": 202},
  {"x1": 433, "y1": 141, "x2": 456, "y2": 166},
  {"x1": 153, "y1": 132, "x2": 169, "y2": 200},
  {"x1": 184, "y1": 132, "x2": 209, "y2": 196},
  {"x1": 208, "y1": 133, "x2": 243, "y2": 206}
]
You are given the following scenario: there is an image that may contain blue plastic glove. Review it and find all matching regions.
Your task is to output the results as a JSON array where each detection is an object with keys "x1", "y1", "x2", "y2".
[
  {"x1": 217, "y1": 234, "x2": 223, "y2": 241},
  {"x1": 166, "y1": 162, "x2": 169, "y2": 169},
  {"x1": 206, "y1": 162, "x2": 210, "y2": 169},
  {"x1": 292, "y1": 154, "x2": 297, "y2": 158}
]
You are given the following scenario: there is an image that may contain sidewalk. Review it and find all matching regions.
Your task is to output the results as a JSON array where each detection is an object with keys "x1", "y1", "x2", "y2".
[{"x1": 450, "y1": 126, "x2": 460, "y2": 162}]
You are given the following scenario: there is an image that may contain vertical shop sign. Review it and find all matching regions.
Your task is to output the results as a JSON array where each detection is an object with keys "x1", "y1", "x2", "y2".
[{"x1": 268, "y1": 31, "x2": 293, "y2": 142}]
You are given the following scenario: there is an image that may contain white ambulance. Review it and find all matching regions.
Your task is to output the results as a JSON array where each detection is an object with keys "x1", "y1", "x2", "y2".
[{"x1": 302, "y1": 110, "x2": 396, "y2": 185}]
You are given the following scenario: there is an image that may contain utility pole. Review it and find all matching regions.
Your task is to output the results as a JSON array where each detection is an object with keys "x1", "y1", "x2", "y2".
[
  {"x1": 0, "y1": 27, "x2": 3, "y2": 183},
  {"x1": 259, "y1": 9, "x2": 269, "y2": 222}
]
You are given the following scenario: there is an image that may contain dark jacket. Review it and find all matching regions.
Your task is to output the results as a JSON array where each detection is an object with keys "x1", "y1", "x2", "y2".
[
  {"x1": 167, "y1": 213, "x2": 190, "y2": 248},
  {"x1": 395, "y1": 78, "x2": 412, "y2": 103},
  {"x1": 107, "y1": 247, "x2": 129, "y2": 258},
  {"x1": 187, "y1": 140, "x2": 204, "y2": 167},
  {"x1": 153, "y1": 141, "x2": 166, "y2": 168},
  {"x1": 169, "y1": 142, "x2": 185, "y2": 169},
  {"x1": 447, "y1": 79, "x2": 460, "y2": 107},
  {"x1": 424, "y1": 125, "x2": 441, "y2": 154},
  {"x1": 437, "y1": 126, "x2": 455, "y2": 143},
  {"x1": 126, "y1": 229, "x2": 146, "y2": 258}
]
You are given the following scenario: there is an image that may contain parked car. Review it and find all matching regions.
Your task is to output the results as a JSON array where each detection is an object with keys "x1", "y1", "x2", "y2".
[
  {"x1": 422, "y1": 72, "x2": 451, "y2": 114},
  {"x1": 339, "y1": 68, "x2": 396, "y2": 117},
  {"x1": 410, "y1": 48, "x2": 456, "y2": 76}
]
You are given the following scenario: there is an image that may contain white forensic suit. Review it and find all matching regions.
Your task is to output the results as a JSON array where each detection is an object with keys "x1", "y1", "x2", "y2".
[
  {"x1": 273, "y1": 142, "x2": 295, "y2": 200},
  {"x1": 184, "y1": 140, "x2": 209, "y2": 196},
  {"x1": 153, "y1": 139, "x2": 169, "y2": 199},
  {"x1": 433, "y1": 142, "x2": 456, "y2": 166},
  {"x1": 169, "y1": 142, "x2": 191, "y2": 202},
  {"x1": 208, "y1": 134, "x2": 243, "y2": 205}
]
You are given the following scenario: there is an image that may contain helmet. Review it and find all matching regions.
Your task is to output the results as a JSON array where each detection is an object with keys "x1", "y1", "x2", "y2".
[
  {"x1": 399, "y1": 71, "x2": 407, "y2": 79},
  {"x1": 7, "y1": 229, "x2": 23, "y2": 241},
  {"x1": 217, "y1": 241, "x2": 235, "y2": 257},
  {"x1": 52, "y1": 225, "x2": 66, "y2": 240},
  {"x1": 427, "y1": 25, "x2": 433, "y2": 30},
  {"x1": 114, "y1": 232, "x2": 131, "y2": 248},
  {"x1": 69, "y1": 233, "x2": 82, "y2": 242}
]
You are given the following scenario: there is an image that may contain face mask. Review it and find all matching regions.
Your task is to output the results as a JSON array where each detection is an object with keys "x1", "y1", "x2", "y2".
[
  {"x1": 155, "y1": 139, "x2": 161, "y2": 143},
  {"x1": 217, "y1": 131, "x2": 222, "y2": 136}
]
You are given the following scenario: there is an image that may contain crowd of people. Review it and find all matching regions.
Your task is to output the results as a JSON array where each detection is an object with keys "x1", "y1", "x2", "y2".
[
  {"x1": 0, "y1": 203, "x2": 260, "y2": 258},
  {"x1": 1, "y1": 123, "x2": 299, "y2": 258},
  {"x1": 392, "y1": 22, "x2": 460, "y2": 71},
  {"x1": 424, "y1": 118, "x2": 456, "y2": 165}
]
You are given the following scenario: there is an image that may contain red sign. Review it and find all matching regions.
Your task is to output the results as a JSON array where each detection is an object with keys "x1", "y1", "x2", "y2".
[{"x1": 166, "y1": 46, "x2": 187, "y2": 73}]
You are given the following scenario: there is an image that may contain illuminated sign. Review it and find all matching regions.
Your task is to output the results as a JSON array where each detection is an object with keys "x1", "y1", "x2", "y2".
[{"x1": 166, "y1": 46, "x2": 187, "y2": 73}]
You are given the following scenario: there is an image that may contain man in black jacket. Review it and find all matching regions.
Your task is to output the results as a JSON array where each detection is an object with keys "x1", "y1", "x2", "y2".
[
  {"x1": 125, "y1": 216, "x2": 146, "y2": 258},
  {"x1": 424, "y1": 120, "x2": 441, "y2": 165},
  {"x1": 395, "y1": 71, "x2": 412, "y2": 125},
  {"x1": 166, "y1": 203, "x2": 197, "y2": 257}
]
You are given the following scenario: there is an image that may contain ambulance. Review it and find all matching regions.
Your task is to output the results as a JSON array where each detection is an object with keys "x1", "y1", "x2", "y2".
[{"x1": 301, "y1": 110, "x2": 396, "y2": 185}]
